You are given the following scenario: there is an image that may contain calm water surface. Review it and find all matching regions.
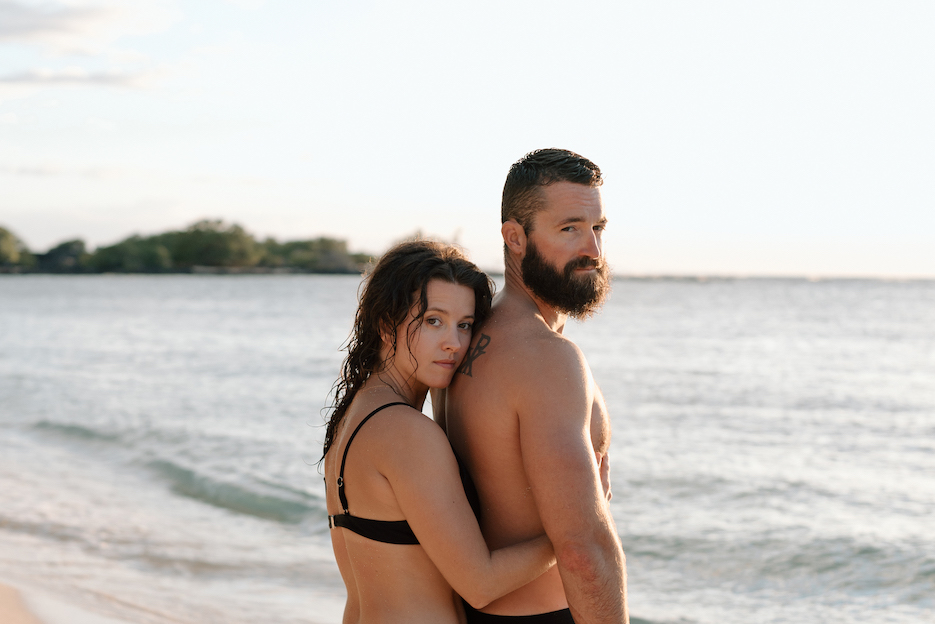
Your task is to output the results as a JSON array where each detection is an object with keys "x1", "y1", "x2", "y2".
[{"x1": 1, "y1": 275, "x2": 933, "y2": 623}]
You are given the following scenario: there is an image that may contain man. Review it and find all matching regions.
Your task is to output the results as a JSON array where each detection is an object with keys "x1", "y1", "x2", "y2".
[{"x1": 438, "y1": 148, "x2": 628, "y2": 623}]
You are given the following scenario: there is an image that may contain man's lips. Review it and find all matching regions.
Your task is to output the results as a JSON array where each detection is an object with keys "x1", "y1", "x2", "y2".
[{"x1": 569, "y1": 258, "x2": 603, "y2": 272}]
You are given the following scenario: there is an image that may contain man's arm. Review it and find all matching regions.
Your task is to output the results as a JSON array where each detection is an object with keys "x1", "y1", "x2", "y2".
[
  {"x1": 430, "y1": 387, "x2": 448, "y2": 433},
  {"x1": 518, "y1": 339, "x2": 627, "y2": 624}
]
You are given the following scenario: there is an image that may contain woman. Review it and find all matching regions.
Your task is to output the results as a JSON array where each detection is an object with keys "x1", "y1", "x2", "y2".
[{"x1": 322, "y1": 240, "x2": 554, "y2": 623}]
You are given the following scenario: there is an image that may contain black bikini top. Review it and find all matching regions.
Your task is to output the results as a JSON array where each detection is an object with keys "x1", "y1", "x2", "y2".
[
  {"x1": 327, "y1": 402, "x2": 420, "y2": 545},
  {"x1": 326, "y1": 401, "x2": 483, "y2": 545}
]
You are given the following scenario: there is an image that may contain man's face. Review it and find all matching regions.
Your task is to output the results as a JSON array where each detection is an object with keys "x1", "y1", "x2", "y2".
[{"x1": 520, "y1": 181, "x2": 610, "y2": 318}]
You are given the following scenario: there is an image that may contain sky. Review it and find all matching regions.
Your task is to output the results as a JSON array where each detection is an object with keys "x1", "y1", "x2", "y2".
[{"x1": 1, "y1": 0, "x2": 933, "y2": 276}]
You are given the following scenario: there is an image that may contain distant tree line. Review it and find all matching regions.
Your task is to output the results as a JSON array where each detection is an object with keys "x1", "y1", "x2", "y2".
[{"x1": 0, "y1": 220, "x2": 374, "y2": 274}]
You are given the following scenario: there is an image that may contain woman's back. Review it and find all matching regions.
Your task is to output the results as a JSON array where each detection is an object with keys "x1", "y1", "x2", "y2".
[{"x1": 325, "y1": 390, "x2": 467, "y2": 623}]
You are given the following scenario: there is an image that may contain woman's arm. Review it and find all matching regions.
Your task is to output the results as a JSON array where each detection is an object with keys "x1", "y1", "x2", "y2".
[{"x1": 380, "y1": 412, "x2": 555, "y2": 608}]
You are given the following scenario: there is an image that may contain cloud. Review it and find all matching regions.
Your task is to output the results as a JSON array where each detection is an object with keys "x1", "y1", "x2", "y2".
[
  {"x1": 0, "y1": 162, "x2": 273, "y2": 185},
  {"x1": 0, "y1": 2, "x2": 174, "y2": 100},
  {"x1": 0, "y1": 163, "x2": 119, "y2": 178},
  {"x1": 220, "y1": 0, "x2": 266, "y2": 8},
  {"x1": 0, "y1": 1, "x2": 117, "y2": 49},
  {"x1": 0, "y1": 66, "x2": 153, "y2": 88},
  {"x1": 0, "y1": 0, "x2": 176, "y2": 54}
]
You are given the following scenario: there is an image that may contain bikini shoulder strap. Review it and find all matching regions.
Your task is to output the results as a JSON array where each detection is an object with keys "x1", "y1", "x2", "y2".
[{"x1": 337, "y1": 402, "x2": 411, "y2": 514}]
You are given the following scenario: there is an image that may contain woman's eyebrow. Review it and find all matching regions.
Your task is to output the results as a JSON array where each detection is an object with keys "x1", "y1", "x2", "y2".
[
  {"x1": 424, "y1": 305, "x2": 456, "y2": 316},
  {"x1": 425, "y1": 305, "x2": 474, "y2": 320}
]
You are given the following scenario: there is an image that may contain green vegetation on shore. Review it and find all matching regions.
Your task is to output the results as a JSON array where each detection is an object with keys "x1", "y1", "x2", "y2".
[{"x1": 0, "y1": 220, "x2": 374, "y2": 274}]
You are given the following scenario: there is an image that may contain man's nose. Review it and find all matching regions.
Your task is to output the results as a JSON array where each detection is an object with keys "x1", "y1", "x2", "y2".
[{"x1": 580, "y1": 230, "x2": 601, "y2": 259}]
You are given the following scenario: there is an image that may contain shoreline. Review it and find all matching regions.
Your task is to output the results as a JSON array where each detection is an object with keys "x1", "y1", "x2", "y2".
[
  {"x1": 0, "y1": 575, "x2": 341, "y2": 624},
  {"x1": 0, "y1": 581, "x2": 133, "y2": 624},
  {"x1": 0, "y1": 583, "x2": 43, "y2": 624}
]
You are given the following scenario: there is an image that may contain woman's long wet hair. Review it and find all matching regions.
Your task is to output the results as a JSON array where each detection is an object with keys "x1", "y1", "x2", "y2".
[{"x1": 322, "y1": 240, "x2": 494, "y2": 459}]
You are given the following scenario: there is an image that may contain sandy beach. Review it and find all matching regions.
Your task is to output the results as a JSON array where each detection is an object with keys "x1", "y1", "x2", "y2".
[
  {"x1": 0, "y1": 583, "x2": 43, "y2": 624},
  {"x1": 0, "y1": 581, "x2": 137, "y2": 624}
]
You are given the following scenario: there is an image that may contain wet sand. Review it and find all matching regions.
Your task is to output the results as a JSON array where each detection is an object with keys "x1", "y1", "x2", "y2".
[{"x1": 0, "y1": 583, "x2": 44, "y2": 624}]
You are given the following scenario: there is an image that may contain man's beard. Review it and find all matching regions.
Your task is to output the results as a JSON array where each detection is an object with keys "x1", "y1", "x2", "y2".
[{"x1": 521, "y1": 239, "x2": 610, "y2": 319}]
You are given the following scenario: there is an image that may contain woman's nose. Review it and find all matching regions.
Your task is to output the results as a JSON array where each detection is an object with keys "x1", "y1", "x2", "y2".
[{"x1": 442, "y1": 327, "x2": 460, "y2": 351}]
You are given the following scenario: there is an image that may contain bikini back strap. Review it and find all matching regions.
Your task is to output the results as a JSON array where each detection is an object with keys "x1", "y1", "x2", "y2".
[{"x1": 337, "y1": 402, "x2": 411, "y2": 514}]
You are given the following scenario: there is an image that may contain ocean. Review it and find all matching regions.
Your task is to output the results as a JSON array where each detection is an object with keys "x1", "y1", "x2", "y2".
[{"x1": 1, "y1": 275, "x2": 933, "y2": 624}]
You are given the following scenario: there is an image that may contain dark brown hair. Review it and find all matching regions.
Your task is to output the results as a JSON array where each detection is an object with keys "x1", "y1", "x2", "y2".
[
  {"x1": 501, "y1": 148, "x2": 603, "y2": 235},
  {"x1": 322, "y1": 239, "x2": 493, "y2": 458}
]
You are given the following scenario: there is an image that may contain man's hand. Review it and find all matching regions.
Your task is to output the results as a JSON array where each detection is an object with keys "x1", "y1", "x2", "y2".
[{"x1": 598, "y1": 453, "x2": 612, "y2": 502}]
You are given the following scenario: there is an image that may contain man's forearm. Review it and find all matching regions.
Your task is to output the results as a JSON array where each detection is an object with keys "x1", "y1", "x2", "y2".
[{"x1": 556, "y1": 529, "x2": 628, "y2": 624}]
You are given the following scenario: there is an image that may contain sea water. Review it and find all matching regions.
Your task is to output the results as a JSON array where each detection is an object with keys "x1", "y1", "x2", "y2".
[{"x1": 0, "y1": 275, "x2": 932, "y2": 624}]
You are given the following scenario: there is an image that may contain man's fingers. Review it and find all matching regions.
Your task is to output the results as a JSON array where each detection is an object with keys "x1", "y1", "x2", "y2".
[{"x1": 599, "y1": 453, "x2": 612, "y2": 501}]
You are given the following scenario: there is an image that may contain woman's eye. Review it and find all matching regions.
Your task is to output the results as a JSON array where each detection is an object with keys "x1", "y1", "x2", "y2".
[
  {"x1": 426, "y1": 317, "x2": 442, "y2": 326},
  {"x1": 458, "y1": 322, "x2": 473, "y2": 331}
]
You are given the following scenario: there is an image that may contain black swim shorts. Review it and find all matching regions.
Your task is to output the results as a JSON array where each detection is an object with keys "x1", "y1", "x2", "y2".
[{"x1": 464, "y1": 602, "x2": 575, "y2": 623}]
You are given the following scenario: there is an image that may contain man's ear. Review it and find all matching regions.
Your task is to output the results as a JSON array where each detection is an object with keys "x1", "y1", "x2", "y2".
[{"x1": 501, "y1": 220, "x2": 526, "y2": 257}]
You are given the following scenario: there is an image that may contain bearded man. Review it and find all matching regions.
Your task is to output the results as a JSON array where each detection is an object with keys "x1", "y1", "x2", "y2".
[{"x1": 436, "y1": 149, "x2": 628, "y2": 624}]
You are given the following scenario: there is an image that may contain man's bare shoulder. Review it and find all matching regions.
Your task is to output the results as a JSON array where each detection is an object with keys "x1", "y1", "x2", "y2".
[{"x1": 472, "y1": 301, "x2": 589, "y2": 388}]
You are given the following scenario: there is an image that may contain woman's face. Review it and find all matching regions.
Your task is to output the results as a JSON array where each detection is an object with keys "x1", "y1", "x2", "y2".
[{"x1": 391, "y1": 278, "x2": 476, "y2": 391}]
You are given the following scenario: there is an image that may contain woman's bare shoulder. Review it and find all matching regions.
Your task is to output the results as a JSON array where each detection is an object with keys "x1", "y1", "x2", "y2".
[
  {"x1": 373, "y1": 404, "x2": 451, "y2": 448},
  {"x1": 342, "y1": 400, "x2": 450, "y2": 455}
]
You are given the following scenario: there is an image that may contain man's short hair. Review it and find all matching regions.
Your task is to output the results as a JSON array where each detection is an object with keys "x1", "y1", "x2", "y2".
[{"x1": 501, "y1": 148, "x2": 603, "y2": 233}]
